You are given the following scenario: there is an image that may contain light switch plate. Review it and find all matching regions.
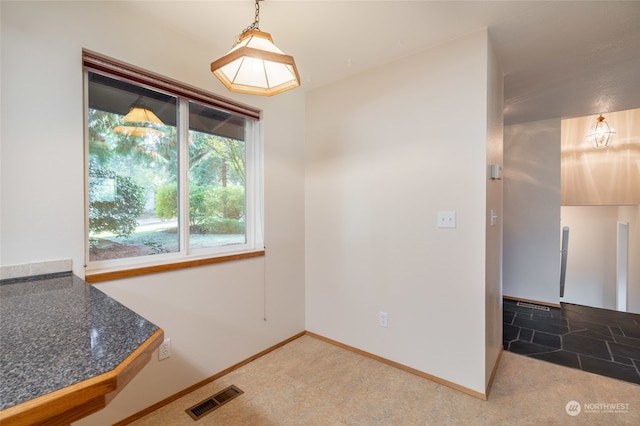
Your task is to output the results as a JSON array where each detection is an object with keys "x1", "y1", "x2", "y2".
[
  {"x1": 437, "y1": 210, "x2": 456, "y2": 228},
  {"x1": 490, "y1": 164, "x2": 502, "y2": 180}
]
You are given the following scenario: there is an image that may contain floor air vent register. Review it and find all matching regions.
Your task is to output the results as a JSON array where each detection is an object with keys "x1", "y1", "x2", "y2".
[
  {"x1": 185, "y1": 385, "x2": 244, "y2": 421},
  {"x1": 516, "y1": 301, "x2": 550, "y2": 312}
]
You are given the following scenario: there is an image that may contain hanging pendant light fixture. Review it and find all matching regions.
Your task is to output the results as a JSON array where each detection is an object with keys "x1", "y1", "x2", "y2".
[
  {"x1": 210, "y1": 0, "x2": 300, "y2": 96},
  {"x1": 114, "y1": 96, "x2": 165, "y2": 137},
  {"x1": 586, "y1": 114, "x2": 616, "y2": 148}
]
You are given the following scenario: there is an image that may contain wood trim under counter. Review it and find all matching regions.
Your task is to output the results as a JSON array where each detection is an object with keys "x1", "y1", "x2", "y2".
[{"x1": 0, "y1": 329, "x2": 164, "y2": 426}]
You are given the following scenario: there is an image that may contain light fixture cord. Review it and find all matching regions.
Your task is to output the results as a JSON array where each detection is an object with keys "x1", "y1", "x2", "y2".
[
  {"x1": 235, "y1": 0, "x2": 262, "y2": 45},
  {"x1": 253, "y1": 0, "x2": 261, "y2": 30}
]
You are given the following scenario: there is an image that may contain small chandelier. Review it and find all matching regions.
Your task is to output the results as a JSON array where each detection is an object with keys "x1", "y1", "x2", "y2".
[
  {"x1": 210, "y1": 0, "x2": 300, "y2": 96},
  {"x1": 114, "y1": 96, "x2": 165, "y2": 137},
  {"x1": 586, "y1": 114, "x2": 616, "y2": 148}
]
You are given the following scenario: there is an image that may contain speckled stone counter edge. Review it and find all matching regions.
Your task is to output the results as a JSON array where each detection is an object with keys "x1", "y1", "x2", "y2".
[{"x1": 0, "y1": 272, "x2": 161, "y2": 410}]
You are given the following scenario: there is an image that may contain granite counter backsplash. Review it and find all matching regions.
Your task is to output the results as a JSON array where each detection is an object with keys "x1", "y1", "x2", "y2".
[{"x1": 0, "y1": 273, "x2": 160, "y2": 410}]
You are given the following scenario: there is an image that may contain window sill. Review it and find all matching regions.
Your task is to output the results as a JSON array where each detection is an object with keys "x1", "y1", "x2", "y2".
[{"x1": 85, "y1": 250, "x2": 265, "y2": 283}]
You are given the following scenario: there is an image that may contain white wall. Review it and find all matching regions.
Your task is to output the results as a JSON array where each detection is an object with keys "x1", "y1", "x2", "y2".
[
  {"x1": 503, "y1": 119, "x2": 561, "y2": 305},
  {"x1": 561, "y1": 205, "x2": 640, "y2": 313},
  {"x1": 619, "y1": 205, "x2": 640, "y2": 313},
  {"x1": 305, "y1": 30, "x2": 497, "y2": 395},
  {"x1": 1, "y1": 2, "x2": 305, "y2": 424},
  {"x1": 560, "y1": 206, "x2": 618, "y2": 309},
  {"x1": 485, "y1": 37, "x2": 503, "y2": 389}
]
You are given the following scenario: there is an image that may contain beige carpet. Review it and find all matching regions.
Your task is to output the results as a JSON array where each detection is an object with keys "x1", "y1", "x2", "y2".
[{"x1": 130, "y1": 335, "x2": 640, "y2": 425}]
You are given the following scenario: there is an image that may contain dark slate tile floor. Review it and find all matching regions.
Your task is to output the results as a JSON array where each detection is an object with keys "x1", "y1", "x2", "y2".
[{"x1": 503, "y1": 299, "x2": 640, "y2": 385}]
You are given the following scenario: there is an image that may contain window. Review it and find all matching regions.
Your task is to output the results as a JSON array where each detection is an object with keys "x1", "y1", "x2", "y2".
[{"x1": 83, "y1": 51, "x2": 263, "y2": 277}]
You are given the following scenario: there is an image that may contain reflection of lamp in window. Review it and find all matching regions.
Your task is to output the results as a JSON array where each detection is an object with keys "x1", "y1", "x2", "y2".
[
  {"x1": 114, "y1": 96, "x2": 165, "y2": 137},
  {"x1": 586, "y1": 114, "x2": 616, "y2": 148},
  {"x1": 210, "y1": 0, "x2": 300, "y2": 96}
]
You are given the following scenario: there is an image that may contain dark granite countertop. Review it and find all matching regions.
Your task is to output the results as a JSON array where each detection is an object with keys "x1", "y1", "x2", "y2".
[{"x1": 0, "y1": 273, "x2": 160, "y2": 411}]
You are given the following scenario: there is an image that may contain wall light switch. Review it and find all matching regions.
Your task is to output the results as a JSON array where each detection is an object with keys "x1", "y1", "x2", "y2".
[
  {"x1": 490, "y1": 164, "x2": 502, "y2": 180},
  {"x1": 437, "y1": 210, "x2": 456, "y2": 228}
]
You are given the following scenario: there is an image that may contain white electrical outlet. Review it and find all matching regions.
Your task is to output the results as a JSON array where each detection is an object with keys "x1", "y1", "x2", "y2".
[
  {"x1": 159, "y1": 338, "x2": 171, "y2": 360},
  {"x1": 379, "y1": 311, "x2": 388, "y2": 328}
]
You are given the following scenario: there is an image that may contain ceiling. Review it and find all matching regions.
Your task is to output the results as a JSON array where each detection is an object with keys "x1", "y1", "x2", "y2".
[{"x1": 125, "y1": 1, "x2": 640, "y2": 125}]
